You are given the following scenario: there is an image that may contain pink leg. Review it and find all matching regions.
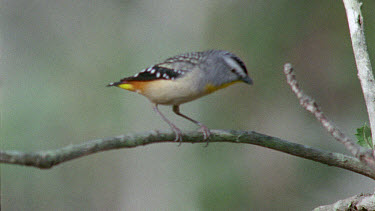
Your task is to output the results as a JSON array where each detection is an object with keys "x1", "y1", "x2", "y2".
[
  {"x1": 172, "y1": 105, "x2": 211, "y2": 145},
  {"x1": 153, "y1": 104, "x2": 183, "y2": 143}
]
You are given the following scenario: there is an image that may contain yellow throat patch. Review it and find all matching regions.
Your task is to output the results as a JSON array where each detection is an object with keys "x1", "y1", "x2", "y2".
[{"x1": 204, "y1": 81, "x2": 239, "y2": 93}]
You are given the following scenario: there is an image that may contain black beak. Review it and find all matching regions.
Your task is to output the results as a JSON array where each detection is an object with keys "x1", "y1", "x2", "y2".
[{"x1": 242, "y1": 76, "x2": 253, "y2": 85}]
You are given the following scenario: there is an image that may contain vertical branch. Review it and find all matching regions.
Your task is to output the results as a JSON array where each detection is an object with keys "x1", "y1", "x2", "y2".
[{"x1": 343, "y1": 0, "x2": 375, "y2": 148}]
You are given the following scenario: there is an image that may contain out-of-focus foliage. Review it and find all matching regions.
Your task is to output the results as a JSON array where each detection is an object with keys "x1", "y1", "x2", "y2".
[{"x1": 2, "y1": 0, "x2": 375, "y2": 210}]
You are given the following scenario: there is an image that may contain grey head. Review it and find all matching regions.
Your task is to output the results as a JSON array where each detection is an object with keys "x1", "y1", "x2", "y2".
[{"x1": 199, "y1": 50, "x2": 253, "y2": 87}]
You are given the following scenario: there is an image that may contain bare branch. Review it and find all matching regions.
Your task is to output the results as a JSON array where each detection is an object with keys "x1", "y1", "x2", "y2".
[
  {"x1": 1, "y1": 129, "x2": 375, "y2": 179},
  {"x1": 283, "y1": 63, "x2": 375, "y2": 169},
  {"x1": 314, "y1": 193, "x2": 375, "y2": 211},
  {"x1": 343, "y1": 0, "x2": 375, "y2": 148}
]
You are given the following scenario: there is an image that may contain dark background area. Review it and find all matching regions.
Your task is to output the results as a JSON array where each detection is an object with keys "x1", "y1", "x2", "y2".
[{"x1": 2, "y1": 0, "x2": 375, "y2": 210}]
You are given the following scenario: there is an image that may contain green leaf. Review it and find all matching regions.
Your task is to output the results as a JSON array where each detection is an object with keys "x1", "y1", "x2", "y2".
[{"x1": 355, "y1": 123, "x2": 373, "y2": 149}]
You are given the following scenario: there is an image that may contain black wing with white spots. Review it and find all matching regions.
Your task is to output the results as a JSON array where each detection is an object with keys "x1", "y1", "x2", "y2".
[{"x1": 120, "y1": 65, "x2": 186, "y2": 83}]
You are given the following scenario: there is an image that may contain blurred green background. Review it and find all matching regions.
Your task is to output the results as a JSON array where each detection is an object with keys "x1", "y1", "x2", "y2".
[{"x1": 2, "y1": 0, "x2": 375, "y2": 210}]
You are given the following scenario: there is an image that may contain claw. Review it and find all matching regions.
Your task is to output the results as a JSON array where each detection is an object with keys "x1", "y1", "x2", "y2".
[
  {"x1": 171, "y1": 126, "x2": 183, "y2": 146},
  {"x1": 199, "y1": 125, "x2": 211, "y2": 147}
]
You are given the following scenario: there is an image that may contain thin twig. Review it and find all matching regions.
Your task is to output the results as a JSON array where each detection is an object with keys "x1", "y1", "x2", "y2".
[
  {"x1": 343, "y1": 0, "x2": 375, "y2": 149},
  {"x1": 283, "y1": 63, "x2": 375, "y2": 169},
  {"x1": 1, "y1": 129, "x2": 375, "y2": 180}
]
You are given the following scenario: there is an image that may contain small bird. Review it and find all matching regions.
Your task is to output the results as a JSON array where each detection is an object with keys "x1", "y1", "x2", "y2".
[{"x1": 107, "y1": 50, "x2": 253, "y2": 144}]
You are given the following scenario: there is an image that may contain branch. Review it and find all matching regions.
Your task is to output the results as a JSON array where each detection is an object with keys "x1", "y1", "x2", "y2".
[
  {"x1": 343, "y1": 0, "x2": 375, "y2": 148},
  {"x1": 284, "y1": 63, "x2": 375, "y2": 169},
  {"x1": 1, "y1": 130, "x2": 375, "y2": 179},
  {"x1": 314, "y1": 193, "x2": 375, "y2": 211}
]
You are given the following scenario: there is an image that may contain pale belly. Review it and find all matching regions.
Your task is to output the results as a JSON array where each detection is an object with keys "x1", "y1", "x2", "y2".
[{"x1": 140, "y1": 79, "x2": 207, "y2": 105}]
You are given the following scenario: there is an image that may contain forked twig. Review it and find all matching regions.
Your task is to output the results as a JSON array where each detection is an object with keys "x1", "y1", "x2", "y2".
[{"x1": 283, "y1": 63, "x2": 375, "y2": 169}]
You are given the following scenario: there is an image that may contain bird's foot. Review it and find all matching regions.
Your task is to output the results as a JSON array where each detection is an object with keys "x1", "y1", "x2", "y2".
[
  {"x1": 199, "y1": 125, "x2": 211, "y2": 147},
  {"x1": 171, "y1": 126, "x2": 183, "y2": 146}
]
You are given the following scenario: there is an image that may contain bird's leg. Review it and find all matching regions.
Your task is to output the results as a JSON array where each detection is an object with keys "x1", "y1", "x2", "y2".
[
  {"x1": 153, "y1": 104, "x2": 183, "y2": 144},
  {"x1": 172, "y1": 105, "x2": 211, "y2": 145}
]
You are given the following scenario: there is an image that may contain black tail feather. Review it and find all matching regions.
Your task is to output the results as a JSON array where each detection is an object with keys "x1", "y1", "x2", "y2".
[{"x1": 106, "y1": 81, "x2": 122, "y2": 87}]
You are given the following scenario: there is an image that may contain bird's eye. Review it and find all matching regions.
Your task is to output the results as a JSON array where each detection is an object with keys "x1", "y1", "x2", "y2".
[{"x1": 231, "y1": 69, "x2": 236, "y2": 73}]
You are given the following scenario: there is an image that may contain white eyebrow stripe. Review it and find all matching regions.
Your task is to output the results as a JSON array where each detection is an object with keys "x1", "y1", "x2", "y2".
[{"x1": 223, "y1": 56, "x2": 246, "y2": 77}]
